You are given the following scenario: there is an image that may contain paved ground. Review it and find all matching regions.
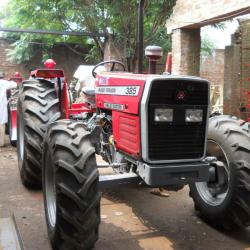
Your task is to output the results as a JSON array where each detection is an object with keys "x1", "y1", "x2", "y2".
[{"x1": 1, "y1": 142, "x2": 250, "y2": 250}]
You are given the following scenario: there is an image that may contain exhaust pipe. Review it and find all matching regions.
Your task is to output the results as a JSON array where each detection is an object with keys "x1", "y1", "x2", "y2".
[{"x1": 137, "y1": 0, "x2": 144, "y2": 73}]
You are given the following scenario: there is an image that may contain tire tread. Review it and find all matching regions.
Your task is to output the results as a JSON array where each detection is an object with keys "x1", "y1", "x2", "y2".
[
  {"x1": 43, "y1": 120, "x2": 100, "y2": 249},
  {"x1": 190, "y1": 115, "x2": 250, "y2": 229},
  {"x1": 17, "y1": 79, "x2": 60, "y2": 188}
]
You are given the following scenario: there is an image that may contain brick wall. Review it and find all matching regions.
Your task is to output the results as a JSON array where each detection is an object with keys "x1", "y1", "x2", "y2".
[
  {"x1": 0, "y1": 39, "x2": 89, "y2": 81},
  {"x1": 223, "y1": 44, "x2": 241, "y2": 116},
  {"x1": 223, "y1": 20, "x2": 250, "y2": 118},
  {"x1": 166, "y1": 0, "x2": 250, "y2": 33},
  {"x1": 0, "y1": 39, "x2": 28, "y2": 79},
  {"x1": 200, "y1": 49, "x2": 225, "y2": 85},
  {"x1": 169, "y1": 0, "x2": 250, "y2": 77},
  {"x1": 239, "y1": 20, "x2": 250, "y2": 120},
  {"x1": 172, "y1": 28, "x2": 200, "y2": 75}
]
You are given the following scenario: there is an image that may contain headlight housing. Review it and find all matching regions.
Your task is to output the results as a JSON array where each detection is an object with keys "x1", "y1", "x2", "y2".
[
  {"x1": 154, "y1": 108, "x2": 173, "y2": 122},
  {"x1": 185, "y1": 109, "x2": 203, "y2": 122}
]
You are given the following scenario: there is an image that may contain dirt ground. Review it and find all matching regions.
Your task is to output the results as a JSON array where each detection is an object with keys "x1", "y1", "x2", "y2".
[{"x1": 1, "y1": 141, "x2": 250, "y2": 250}]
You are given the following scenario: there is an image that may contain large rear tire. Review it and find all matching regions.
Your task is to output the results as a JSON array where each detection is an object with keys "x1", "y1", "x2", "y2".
[
  {"x1": 43, "y1": 120, "x2": 101, "y2": 250},
  {"x1": 17, "y1": 79, "x2": 60, "y2": 188},
  {"x1": 189, "y1": 115, "x2": 250, "y2": 229}
]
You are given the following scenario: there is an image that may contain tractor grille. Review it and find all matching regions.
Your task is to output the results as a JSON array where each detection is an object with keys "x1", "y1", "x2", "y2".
[{"x1": 147, "y1": 79, "x2": 208, "y2": 161}]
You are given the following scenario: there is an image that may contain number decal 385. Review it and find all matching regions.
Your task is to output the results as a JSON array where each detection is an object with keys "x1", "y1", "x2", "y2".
[
  {"x1": 96, "y1": 86, "x2": 140, "y2": 96},
  {"x1": 125, "y1": 87, "x2": 137, "y2": 95}
]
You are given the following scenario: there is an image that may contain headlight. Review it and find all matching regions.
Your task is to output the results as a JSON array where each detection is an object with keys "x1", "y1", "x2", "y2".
[
  {"x1": 154, "y1": 108, "x2": 173, "y2": 122},
  {"x1": 185, "y1": 109, "x2": 203, "y2": 122}
]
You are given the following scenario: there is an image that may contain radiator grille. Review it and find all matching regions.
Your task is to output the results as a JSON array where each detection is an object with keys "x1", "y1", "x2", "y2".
[
  {"x1": 148, "y1": 80, "x2": 208, "y2": 105},
  {"x1": 147, "y1": 79, "x2": 208, "y2": 161}
]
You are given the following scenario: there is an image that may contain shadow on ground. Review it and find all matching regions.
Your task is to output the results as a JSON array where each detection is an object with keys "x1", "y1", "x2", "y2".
[{"x1": 102, "y1": 185, "x2": 250, "y2": 250}]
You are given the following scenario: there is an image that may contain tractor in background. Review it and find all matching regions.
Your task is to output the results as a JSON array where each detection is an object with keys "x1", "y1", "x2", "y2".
[
  {"x1": 16, "y1": 59, "x2": 96, "y2": 187},
  {"x1": 16, "y1": 45, "x2": 250, "y2": 250},
  {"x1": 6, "y1": 72, "x2": 23, "y2": 146}
]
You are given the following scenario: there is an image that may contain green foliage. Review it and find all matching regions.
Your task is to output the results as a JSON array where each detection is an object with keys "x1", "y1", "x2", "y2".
[
  {"x1": 211, "y1": 22, "x2": 225, "y2": 30},
  {"x1": 1, "y1": 0, "x2": 90, "y2": 63},
  {"x1": 84, "y1": 45, "x2": 103, "y2": 64},
  {"x1": 1, "y1": 0, "x2": 177, "y2": 70},
  {"x1": 201, "y1": 35, "x2": 216, "y2": 56}
]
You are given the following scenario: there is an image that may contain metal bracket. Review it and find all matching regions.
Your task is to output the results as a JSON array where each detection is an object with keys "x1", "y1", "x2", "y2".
[
  {"x1": 99, "y1": 173, "x2": 139, "y2": 189},
  {"x1": 137, "y1": 161, "x2": 211, "y2": 186}
]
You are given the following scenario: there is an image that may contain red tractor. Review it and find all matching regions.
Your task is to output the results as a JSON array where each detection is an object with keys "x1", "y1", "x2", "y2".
[
  {"x1": 6, "y1": 72, "x2": 23, "y2": 146},
  {"x1": 17, "y1": 48, "x2": 250, "y2": 249}
]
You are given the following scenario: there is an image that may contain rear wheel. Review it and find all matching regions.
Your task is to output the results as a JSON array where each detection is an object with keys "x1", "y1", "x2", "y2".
[
  {"x1": 189, "y1": 115, "x2": 250, "y2": 229},
  {"x1": 17, "y1": 79, "x2": 60, "y2": 188},
  {"x1": 43, "y1": 120, "x2": 101, "y2": 250}
]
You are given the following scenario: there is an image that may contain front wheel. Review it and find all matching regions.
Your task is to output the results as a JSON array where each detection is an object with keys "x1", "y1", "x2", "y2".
[
  {"x1": 43, "y1": 120, "x2": 101, "y2": 250},
  {"x1": 189, "y1": 115, "x2": 250, "y2": 229}
]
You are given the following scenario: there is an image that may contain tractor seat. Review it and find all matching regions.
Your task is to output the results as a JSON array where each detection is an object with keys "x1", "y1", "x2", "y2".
[{"x1": 82, "y1": 87, "x2": 95, "y2": 96}]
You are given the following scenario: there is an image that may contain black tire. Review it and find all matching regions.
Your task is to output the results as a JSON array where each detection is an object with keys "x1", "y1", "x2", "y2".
[
  {"x1": 8, "y1": 105, "x2": 16, "y2": 147},
  {"x1": 43, "y1": 120, "x2": 101, "y2": 250},
  {"x1": 17, "y1": 79, "x2": 60, "y2": 188},
  {"x1": 189, "y1": 115, "x2": 250, "y2": 229}
]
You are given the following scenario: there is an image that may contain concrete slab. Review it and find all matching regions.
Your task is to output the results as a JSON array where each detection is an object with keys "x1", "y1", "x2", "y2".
[{"x1": 0, "y1": 215, "x2": 24, "y2": 250}]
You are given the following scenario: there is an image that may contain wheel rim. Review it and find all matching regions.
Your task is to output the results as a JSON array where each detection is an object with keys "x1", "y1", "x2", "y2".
[
  {"x1": 17, "y1": 111, "x2": 24, "y2": 162},
  {"x1": 45, "y1": 151, "x2": 57, "y2": 229},
  {"x1": 195, "y1": 140, "x2": 230, "y2": 206}
]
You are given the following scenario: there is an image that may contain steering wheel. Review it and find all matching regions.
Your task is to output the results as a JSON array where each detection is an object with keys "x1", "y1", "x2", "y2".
[{"x1": 92, "y1": 60, "x2": 126, "y2": 78}]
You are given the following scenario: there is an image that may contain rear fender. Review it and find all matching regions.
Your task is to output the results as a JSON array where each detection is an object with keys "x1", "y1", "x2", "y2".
[
  {"x1": 21, "y1": 76, "x2": 69, "y2": 119},
  {"x1": 30, "y1": 69, "x2": 64, "y2": 78}
]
